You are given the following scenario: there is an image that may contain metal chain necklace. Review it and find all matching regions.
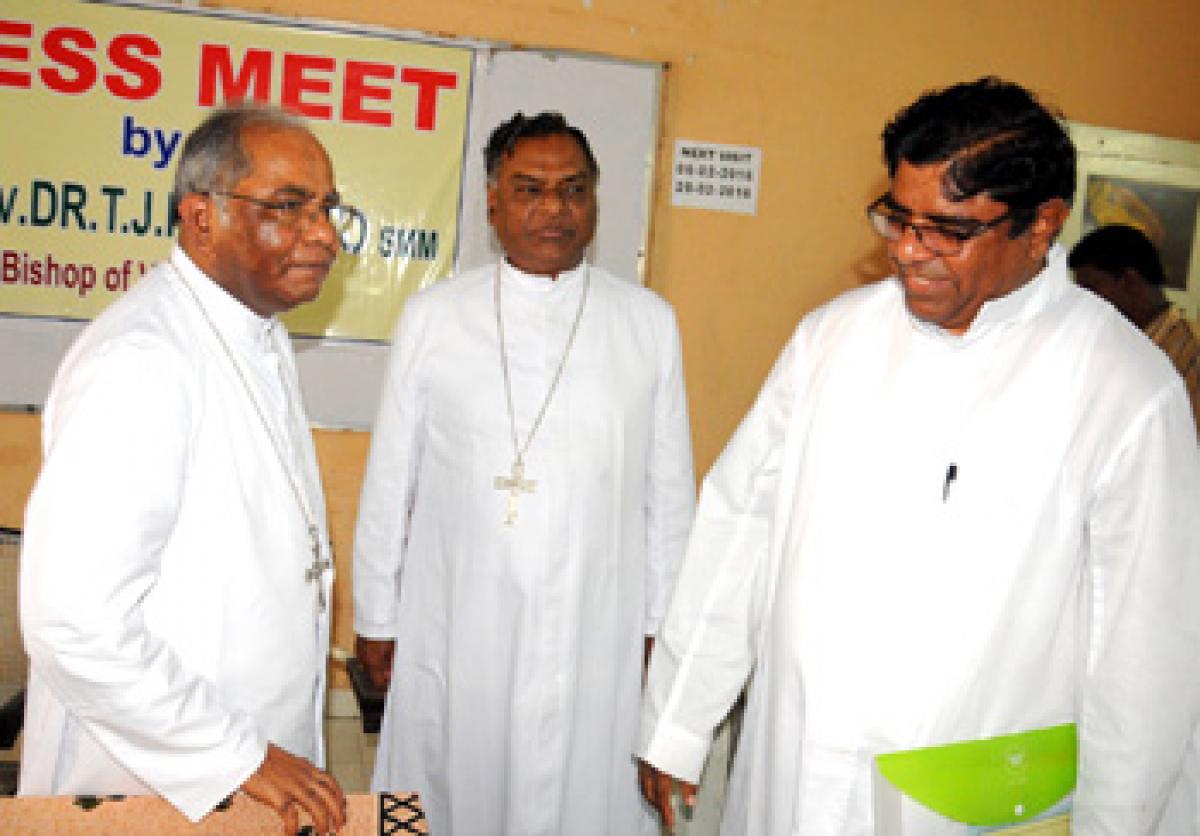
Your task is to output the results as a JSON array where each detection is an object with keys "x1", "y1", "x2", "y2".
[
  {"x1": 493, "y1": 261, "x2": 590, "y2": 525},
  {"x1": 169, "y1": 261, "x2": 331, "y2": 611}
]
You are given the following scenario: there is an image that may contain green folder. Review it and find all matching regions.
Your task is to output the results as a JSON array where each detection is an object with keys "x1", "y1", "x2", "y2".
[{"x1": 874, "y1": 724, "x2": 1076, "y2": 828}]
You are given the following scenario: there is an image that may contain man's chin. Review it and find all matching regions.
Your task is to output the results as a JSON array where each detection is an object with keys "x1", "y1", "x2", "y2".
[
  {"x1": 514, "y1": 249, "x2": 586, "y2": 277},
  {"x1": 281, "y1": 276, "x2": 328, "y2": 310},
  {"x1": 903, "y1": 294, "x2": 949, "y2": 325},
  {"x1": 904, "y1": 297, "x2": 975, "y2": 334}
]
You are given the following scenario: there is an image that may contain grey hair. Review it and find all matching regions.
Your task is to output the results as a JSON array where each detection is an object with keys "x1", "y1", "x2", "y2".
[{"x1": 173, "y1": 103, "x2": 306, "y2": 201}]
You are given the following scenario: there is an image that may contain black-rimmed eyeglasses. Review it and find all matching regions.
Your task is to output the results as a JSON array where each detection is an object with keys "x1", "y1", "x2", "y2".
[{"x1": 866, "y1": 195, "x2": 1012, "y2": 257}]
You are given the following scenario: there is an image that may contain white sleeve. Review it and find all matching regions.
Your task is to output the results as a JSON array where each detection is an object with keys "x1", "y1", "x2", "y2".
[
  {"x1": 643, "y1": 305, "x2": 697, "y2": 636},
  {"x1": 20, "y1": 339, "x2": 265, "y2": 821},
  {"x1": 353, "y1": 297, "x2": 431, "y2": 638},
  {"x1": 638, "y1": 331, "x2": 802, "y2": 782},
  {"x1": 1073, "y1": 381, "x2": 1200, "y2": 834}
]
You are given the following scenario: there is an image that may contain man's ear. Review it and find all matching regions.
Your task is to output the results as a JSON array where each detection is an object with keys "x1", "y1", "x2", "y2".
[
  {"x1": 486, "y1": 182, "x2": 497, "y2": 222},
  {"x1": 1029, "y1": 198, "x2": 1070, "y2": 259},
  {"x1": 177, "y1": 192, "x2": 214, "y2": 244}
]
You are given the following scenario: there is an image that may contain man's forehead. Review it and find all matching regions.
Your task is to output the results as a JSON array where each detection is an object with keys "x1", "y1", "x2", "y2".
[
  {"x1": 237, "y1": 126, "x2": 333, "y2": 184},
  {"x1": 500, "y1": 135, "x2": 590, "y2": 172},
  {"x1": 240, "y1": 122, "x2": 319, "y2": 153},
  {"x1": 889, "y1": 160, "x2": 1002, "y2": 219},
  {"x1": 883, "y1": 192, "x2": 979, "y2": 224}
]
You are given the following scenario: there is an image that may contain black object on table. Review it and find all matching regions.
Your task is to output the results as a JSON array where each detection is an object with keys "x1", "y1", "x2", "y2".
[
  {"x1": 0, "y1": 687, "x2": 23, "y2": 797},
  {"x1": 0, "y1": 688, "x2": 23, "y2": 750}
]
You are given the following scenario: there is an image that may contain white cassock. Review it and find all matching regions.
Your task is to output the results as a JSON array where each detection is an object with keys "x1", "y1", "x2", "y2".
[
  {"x1": 640, "y1": 246, "x2": 1200, "y2": 835},
  {"x1": 19, "y1": 246, "x2": 332, "y2": 822},
  {"x1": 355, "y1": 260, "x2": 696, "y2": 835}
]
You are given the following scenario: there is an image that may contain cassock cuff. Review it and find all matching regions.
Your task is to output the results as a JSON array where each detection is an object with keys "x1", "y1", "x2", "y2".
[
  {"x1": 353, "y1": 614, "x2": 399, "y2": 639},
  {"x1": 638, "y1": 719, "x2": 710, "y2": 784},
  {"x1": 171, "y1": 733, "x2": 267, "y2": 823}
]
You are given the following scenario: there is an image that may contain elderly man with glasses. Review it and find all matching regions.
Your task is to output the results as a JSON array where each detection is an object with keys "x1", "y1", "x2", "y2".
[
  {"x1": 19, "y1": 103, "x2": 352, "y2": 832},
  {"x1": 639, "y1": 77, "x2": 1200, "y2": 835}
]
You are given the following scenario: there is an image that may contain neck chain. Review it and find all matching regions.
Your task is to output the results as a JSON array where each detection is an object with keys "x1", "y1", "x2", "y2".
[
  {"x1": 493, "y1": 261, "x2": 590, "y2": 525},
  {"x1": 170, "y1": 260, "x2": 331, "y2": 610}
]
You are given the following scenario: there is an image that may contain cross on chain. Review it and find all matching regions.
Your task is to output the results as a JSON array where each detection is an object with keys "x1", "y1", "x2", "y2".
[
  {"x1": 494, "y1": 460, "x2": 537, "y2": 525},
  {"x1": 304, "y1": 525, "x2": 331, "y2": 612}
]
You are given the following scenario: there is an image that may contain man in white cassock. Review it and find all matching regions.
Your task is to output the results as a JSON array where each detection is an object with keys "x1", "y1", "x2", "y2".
[
  {"x1": 19, "y1": 104, "x2": 349, "y2": 832},
  {"x1": 639, "y1": 78, "x2": 1200, "y2": 835},
  {"x1": 354, "y1": 111, "x2": 695, "y2": 835}
]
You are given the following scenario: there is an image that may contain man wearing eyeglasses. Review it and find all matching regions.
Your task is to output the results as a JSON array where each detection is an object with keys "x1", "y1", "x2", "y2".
[
  {"x1": 20, "y1": 103, "x2": 349, "y2": 832},
  {"x1": 639, "y1": 77, "x2": 1200, "y2": 834}
]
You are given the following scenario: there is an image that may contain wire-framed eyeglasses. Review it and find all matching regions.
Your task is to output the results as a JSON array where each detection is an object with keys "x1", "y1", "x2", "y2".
[
  {"x1": 866, "y1": 195, "x2": 1012, "y2": 257},
  {"x1": 207, "y1": 191, "x2": 359, "y2": 235}
]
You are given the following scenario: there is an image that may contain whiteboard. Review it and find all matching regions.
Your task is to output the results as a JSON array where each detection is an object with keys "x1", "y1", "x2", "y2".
[
  {"x1": 0, "y1": 41, "x2": 662, "y2": 429},
  {"x1": 456, "y1": 49, "x2": 660, "y2": 279}
]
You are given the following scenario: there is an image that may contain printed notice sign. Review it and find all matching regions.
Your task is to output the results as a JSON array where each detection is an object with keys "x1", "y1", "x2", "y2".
[{"x1": 671, "y1": 140, "x2": 761, "y2": 215}]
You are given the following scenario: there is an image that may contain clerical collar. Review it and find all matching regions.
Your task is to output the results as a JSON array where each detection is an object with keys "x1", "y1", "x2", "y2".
[
  {"x1": 909, "y1": 244, "x2": 1070, "y2": 342},
  {"x1": 501, "y1": 259, "x2": 587, "y2": 293},
  {"x1": 170, "y1": 245, "x2": 279, "y2": 353}
]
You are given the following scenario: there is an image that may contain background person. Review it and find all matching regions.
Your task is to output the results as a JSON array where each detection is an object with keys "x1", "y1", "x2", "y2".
[
  {"x1": 1069, "y1": 222, "x2": 1200, "y2": 433},
  {"x1": 354, "y1": 111, "x2": 695, "y2": 834}
]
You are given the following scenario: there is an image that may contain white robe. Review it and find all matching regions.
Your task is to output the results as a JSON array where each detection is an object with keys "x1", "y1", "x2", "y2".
[
  {"x1": 19, "y1": 246, "x2": 332, "y2": 822},
  {"x1": 640, "y1": 247, "x2": 1200, "y2": 835},
  {"x1": 354, "y1": 261, "x2": 695, "y2": 835}
]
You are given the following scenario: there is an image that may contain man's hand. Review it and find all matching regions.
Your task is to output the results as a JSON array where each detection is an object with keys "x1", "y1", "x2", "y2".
[
  {"x1": 241, "y1": 743, "x2": 347, "y2": 834},
  {"x1": 355, "y1": 635, "x2": 395, "y2": 692},
  {"x1": 638, "y1": 758, "x2": 697, "y2": 830}
]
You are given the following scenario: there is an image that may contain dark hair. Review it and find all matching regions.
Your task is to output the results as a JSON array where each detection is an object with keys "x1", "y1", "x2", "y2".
[
  {"x1": 1068, "y1": 224, "x2": 1167, "y2": 286},
  {"x1": 882, "y1": 77, "x2": 1076, "y2": 236},
  {"x1": 484, "y1": 111, "x2": 598, "y2": 181}
]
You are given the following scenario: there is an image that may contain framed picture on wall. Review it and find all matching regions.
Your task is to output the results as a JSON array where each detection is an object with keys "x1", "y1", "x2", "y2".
[{"x1": 1060, "y1": 122, "x2": 1200, "y2": 318}]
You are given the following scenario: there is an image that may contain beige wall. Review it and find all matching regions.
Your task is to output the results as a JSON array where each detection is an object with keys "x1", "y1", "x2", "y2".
[
  {"x1": 0, "y1": 413, "x2": 39, "y2": 528},
  {"x1": 2, "y1": 0, "x2": 1198, "y2": 682},
  {"x1": 204, "y1": 0, "x2": 1200, "y2": 466}
]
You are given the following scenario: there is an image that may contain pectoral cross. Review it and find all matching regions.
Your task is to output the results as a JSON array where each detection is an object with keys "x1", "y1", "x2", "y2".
[
  {"x1": 494, "y1": 459, "x2": 537, "y2": 526},
  {"x1": 304, "y1": 525, "x2": 331, "y2": 612}
]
